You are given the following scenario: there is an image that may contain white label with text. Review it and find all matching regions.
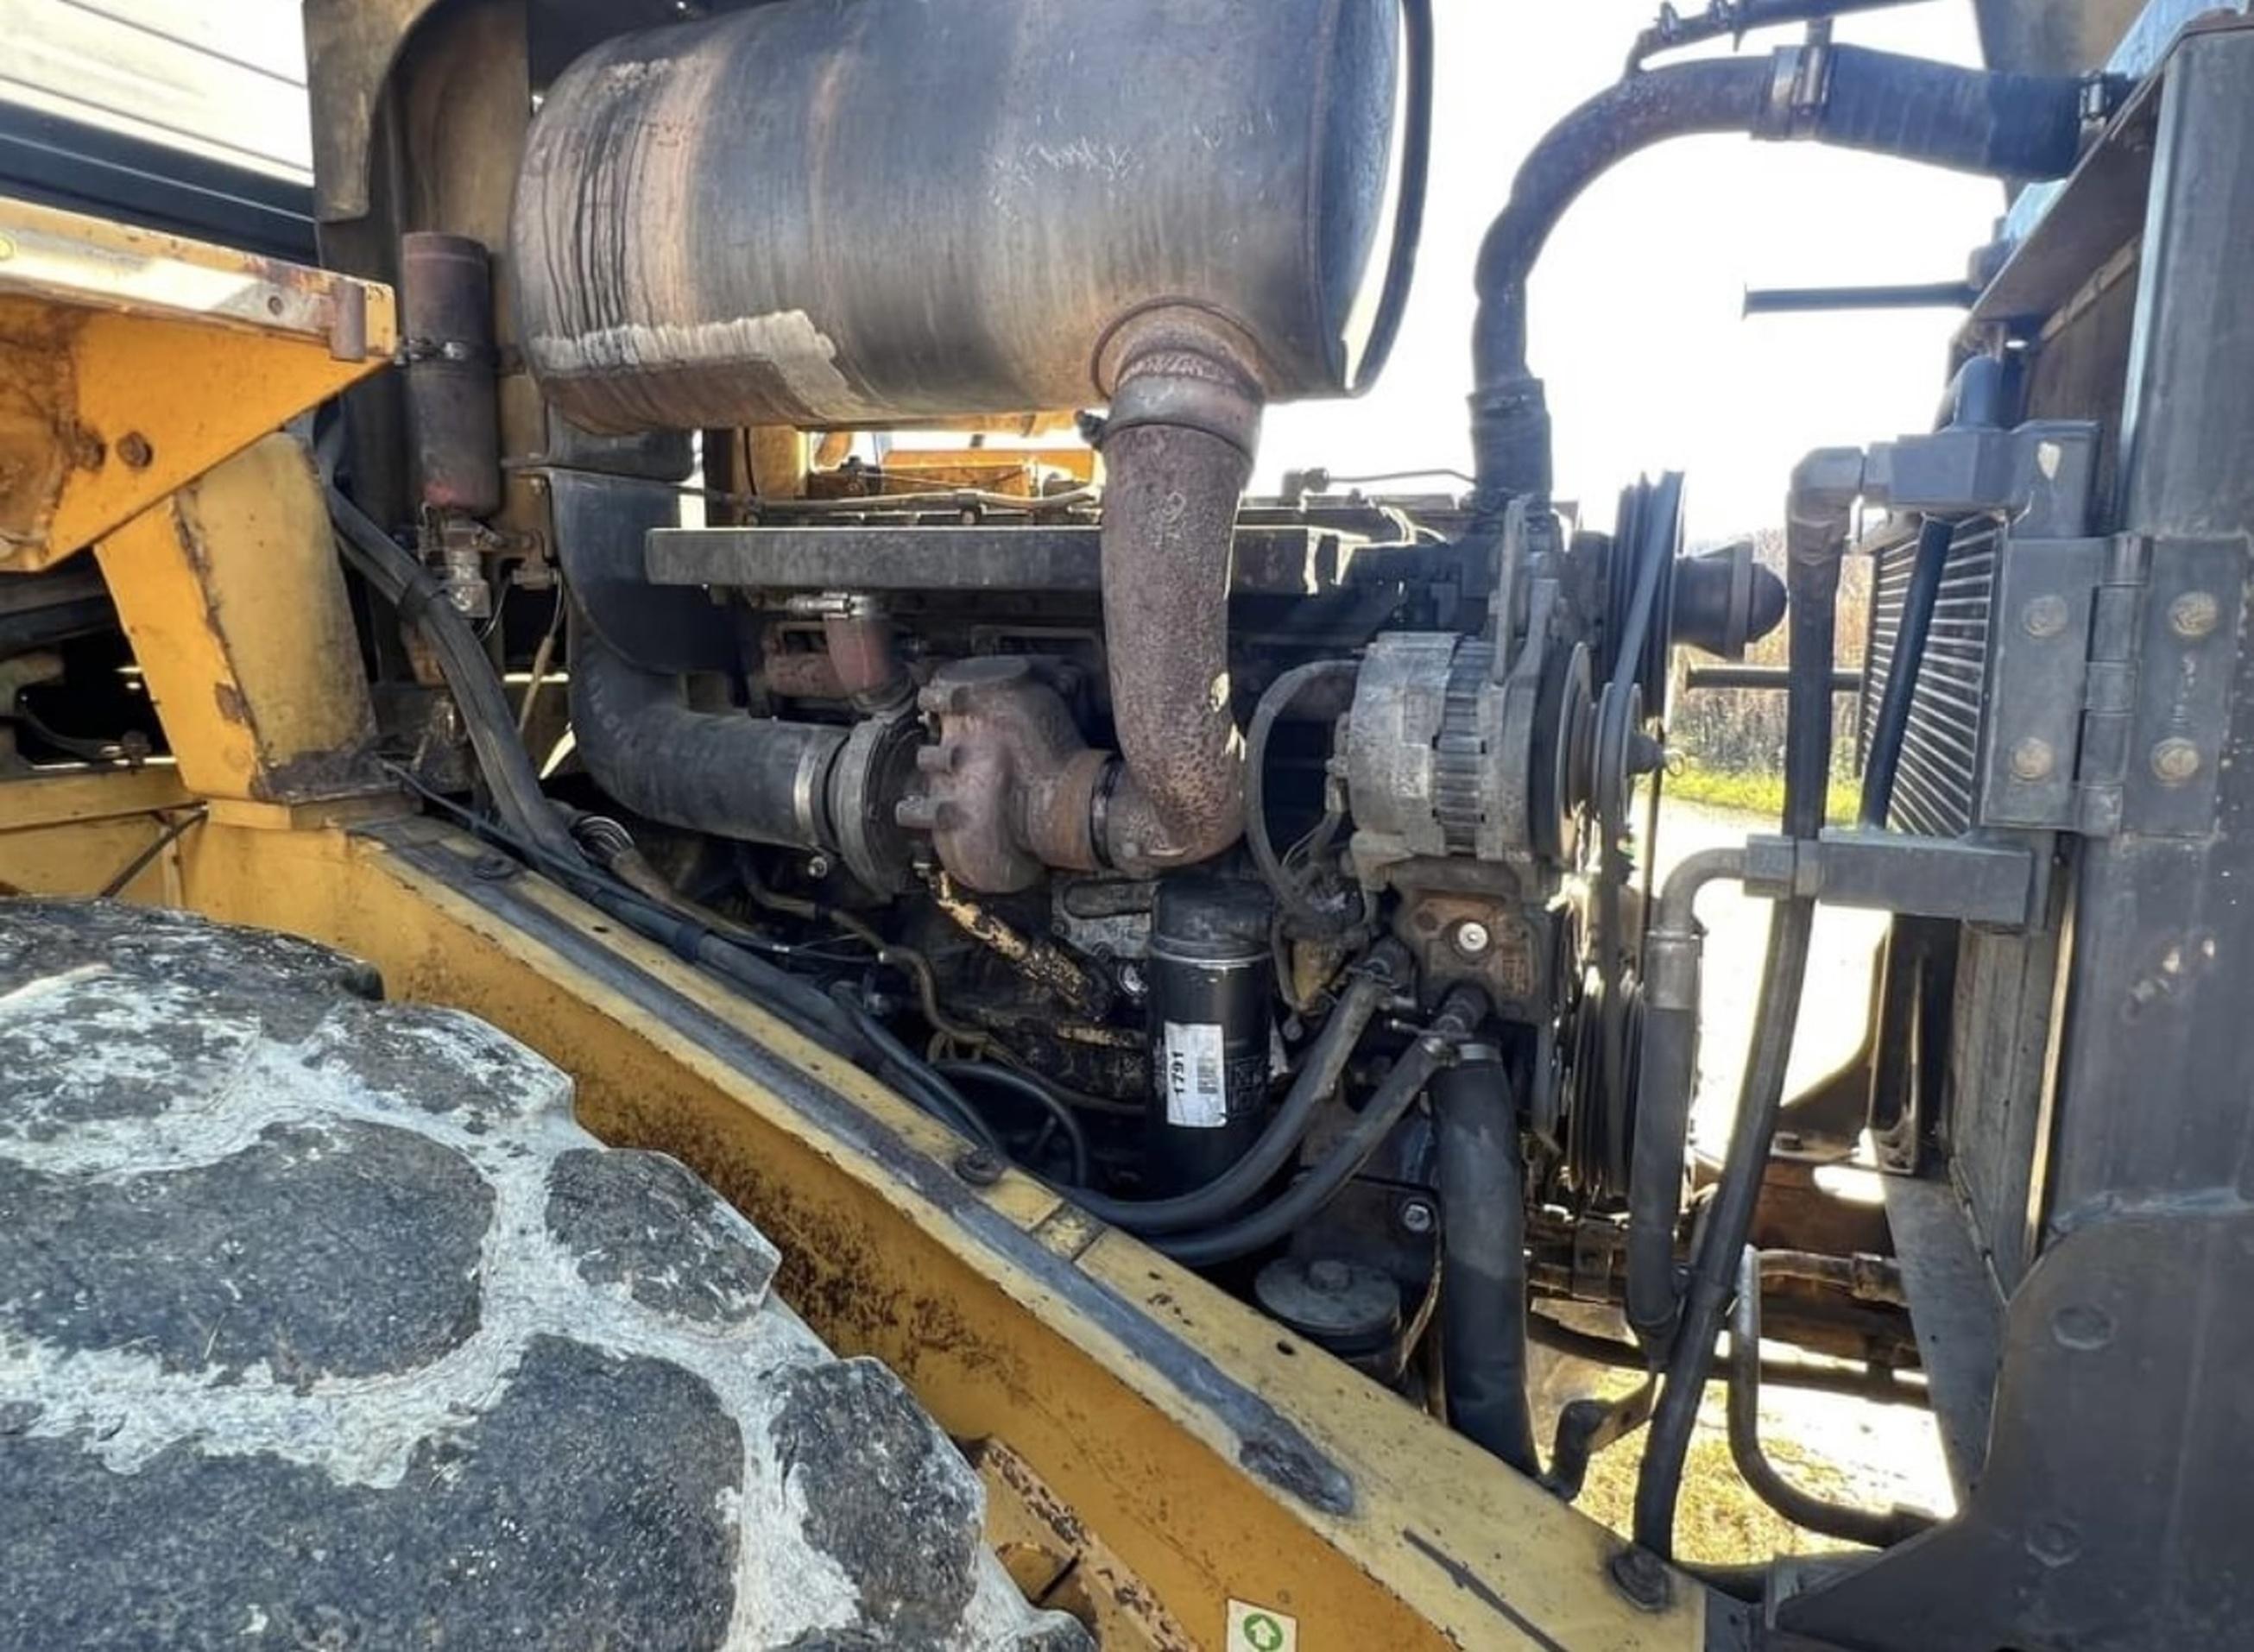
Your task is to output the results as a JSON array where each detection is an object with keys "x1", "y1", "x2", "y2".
[{"x1": 1162, "y1": 1020, "x2": 1228, "y2": 1127}]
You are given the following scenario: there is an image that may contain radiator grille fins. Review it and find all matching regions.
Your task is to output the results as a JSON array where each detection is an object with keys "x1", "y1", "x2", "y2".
[{"x1": 1860, "y1": 518, "x2": 1998, "y2": 837}]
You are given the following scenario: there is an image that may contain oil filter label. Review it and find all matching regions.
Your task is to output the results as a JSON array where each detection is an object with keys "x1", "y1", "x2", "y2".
[{"x1": 1162, "y1": 1020, "x2": 1228, "y2": 1127}]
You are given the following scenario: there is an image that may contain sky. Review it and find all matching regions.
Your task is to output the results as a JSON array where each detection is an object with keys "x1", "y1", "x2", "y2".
[{"x1": 1257, "y1": 0, "x2": 2006, "y2": 543}]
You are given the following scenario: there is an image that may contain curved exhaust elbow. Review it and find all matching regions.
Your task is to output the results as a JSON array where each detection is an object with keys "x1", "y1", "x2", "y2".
[
  {"x1": 1094, "y1": 318, "x2": 1264, "y2": 877},
  {"x1": 569, "y1": 610, "x2": 844, "y2": 851}
]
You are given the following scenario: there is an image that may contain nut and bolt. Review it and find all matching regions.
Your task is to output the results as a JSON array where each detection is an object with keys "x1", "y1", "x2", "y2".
[
  {"x1": 1397, "y1": 1198, "x2": 1437, "y2": 1237},
  {"x1": 2010, "y1": 737, "x2": 2056, "y2": 783},
  {"x1": 2151, "y1": 737, "x2": 2203, "y2": 785},
  {"x1": 1306, "y1": 1258, "x2": 1353, "y2": 1295},
  {"x1": 1449, "y1": 919, "x2": 1493, "y2": 959},
  {"x1": 952, "y1": 1147, "x2": 1006, "y2": 1188},
  {"x1": 2169, "y1": 591, "x2": 2221, "y2": 640},
  {"x1": 2021, "y1": 595, "x2": 2071, "y2": 640},
  {"x1": 805, "y1": 852, "x2": 834, "y2": 880}
]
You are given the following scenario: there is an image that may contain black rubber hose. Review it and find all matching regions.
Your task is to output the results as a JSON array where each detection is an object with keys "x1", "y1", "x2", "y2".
[
  {"x1": 1633, "y1": 508, "x2": 1839, "y2": 1559},
  {"x1": 1727, "y1": 1247, "x2": 1937, "y2": 1547},
  {"x1": 1433, "y1": 1056, "x2": 1540, "y2": 1475},
  {"x1": 569, "y1": 608, "x2": 843, "y2": 850},
  {"x1": 1470, "y1": 56, "x2": 1773, "y2": 502},
  {"x1": 938, "y1": 1060, "x2": 1092, "y2": 1187},
  {"x1": 1155, "y1": 986, "x2": 1487, "y2": 1270},
  {"x1": 1469, "y1": 47, "x2": 2087, "y2": 508},
  {"x1": 327, "y1": 485, "x2": 588, "y2": 872},
  {"x1": 1858, "y1": 515, "x2": 1954, "y2": 827},
  {"x1": 1069, "y1": 943, "x2": 1405, "y2": 1234},
  {"x1": 1814, "y1": 45, "x2": 2088, "y2": 181}
]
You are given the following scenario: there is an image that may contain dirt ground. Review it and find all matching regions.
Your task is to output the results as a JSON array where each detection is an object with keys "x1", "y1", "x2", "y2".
[{"x1": 1541, "y1": 798, "x2": 1955, "y2": 1566}]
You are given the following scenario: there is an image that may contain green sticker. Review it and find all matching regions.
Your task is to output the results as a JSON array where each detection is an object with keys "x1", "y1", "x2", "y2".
[{"x1": 1228, "y1": 1599, "x2": 1299, "y2": 1652}]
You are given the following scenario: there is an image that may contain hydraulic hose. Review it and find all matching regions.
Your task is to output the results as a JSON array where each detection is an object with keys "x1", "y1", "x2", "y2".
[
  {"x1": 1470, "y1": 44, "x2": 2089, "y2": 508},
  {"x1": 1433, "y1": 1054, "x2": 1541, "y2": 1475},
  {"x1": 1070, "y1": 942, "x2": 1405, "y2": 1234},
  {"x1": 1154, "y1": 986, "x2": 1487, "y2": 1270},
  {"x1": 1857, "y1": 515, "x2": 1954, "y2": 827},
  {"x1": 326, "y1": 485, "x2": 588, "y2": 873},
  {"x1": 1633, "y1": 462, "x2": 1844, "y2": 1558},
  {"x1": 568, "y1": 609, "x2": 844, "y2": 851},
  {"x1": 1727, "y1": 1247, "x2": 1936, "y2": 1547}
]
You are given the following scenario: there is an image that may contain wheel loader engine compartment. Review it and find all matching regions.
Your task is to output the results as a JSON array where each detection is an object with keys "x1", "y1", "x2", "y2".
[{"x1": 10, "y1": 0, "x2": 2252, "y2": 1642}]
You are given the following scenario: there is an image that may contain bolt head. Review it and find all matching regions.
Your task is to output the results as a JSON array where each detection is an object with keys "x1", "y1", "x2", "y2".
[
  {"x1": 1398, "y1": 1199, "x2": 1436, "y2": 1236},
  {"x1": 1449, "y1": 919, "x2": 1493, "y2": 958},
  {"x1": 2151, "y1": 737, "x2": 2202, "y2": 785},
  {"x1": 2010, "y1": 737, "x2": 2056, "y2": 782},
  {"x1": 2022, "y1": 595, "x2": 2071, "y2": 640},
  {"x1": 2169, "y1": 591, "x2": 2221, "y2": 640},
  {"x1": 1306, "y1": 1258, "x2": 1352, "y2": 1295},
  {"x1": 805, "y1": 853, "x2": 834, "y2": 879}
]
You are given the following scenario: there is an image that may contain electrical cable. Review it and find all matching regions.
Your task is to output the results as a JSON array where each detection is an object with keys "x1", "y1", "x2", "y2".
[
  {"x1": 936, "y1": 1060, "x2": 1092, "y2": 1187},
  {"x1": 1149, "y1": 986, "x2": 1485, "y2": 1268},
  {"x1": 1063, "y1": 943, "x2": 1404, "y2": 1234},
  {"x1": 97, "y1": 807, "x2": 208, "y2": 898},
  {"x1": 1246, "y1": 659, "x2": 1368, "y2": 938}
]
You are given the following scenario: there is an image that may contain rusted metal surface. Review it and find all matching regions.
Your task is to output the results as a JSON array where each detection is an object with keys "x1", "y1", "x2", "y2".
[
  {"x1": 970, "y1": 1438, "x2": 1196, "y2": 1651},
  {"x1": 909, "y1": 659, "x2": 1108, "y2": 895},
  {"x1": 931, "y1": 874, "x2": 1114, "y2": 1022},
  {"x1": 0, "y1": 198, "x2": 394, "y2": 571},
  {"x1": 510, "y1": 0, "x2": 1418, "y2": 432},
  {"x1": 399, "y1": 232, "x2": 502, "y2": 518},
  {"x1": 1096, "y1": 385, "x2": 1259, "y2": 876}
]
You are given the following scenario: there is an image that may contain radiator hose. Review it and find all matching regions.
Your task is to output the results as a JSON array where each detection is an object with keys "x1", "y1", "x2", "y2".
[{"x1": 1470, "y1": 44, "x2": 2092, "y2": 510}]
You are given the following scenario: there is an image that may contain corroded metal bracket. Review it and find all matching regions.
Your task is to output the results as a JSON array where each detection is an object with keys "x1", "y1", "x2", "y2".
[{"x1": 0, "y1": 196, "x2": 395, "y2": 571}]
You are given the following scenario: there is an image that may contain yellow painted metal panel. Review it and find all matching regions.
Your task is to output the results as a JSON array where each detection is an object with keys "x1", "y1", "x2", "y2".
[
  {"x1": 161, "y1": 817, "x2": 1709, "y2": 1652},
  {"x1": 92, "y1": 434, "x2": 380, "y2": 804},
  {"x1": 0, "y1": 197, "x2": 394, "y2": 569}
]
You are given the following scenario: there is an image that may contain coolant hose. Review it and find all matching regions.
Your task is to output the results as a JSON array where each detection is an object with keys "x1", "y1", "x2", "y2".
[
  {"x1": 1470, "y1": 46, "x2": 2089, "y2": 507},
  {"x1": 568, "y1": 608, "x2": 845, "y2": 851},
  {"x1": 1433, "y1": 1054, "x2": 1541, "y2": 1476},
  {"x1": 1069, "y1": 942, "x2": 1405, "y2": 1234}
]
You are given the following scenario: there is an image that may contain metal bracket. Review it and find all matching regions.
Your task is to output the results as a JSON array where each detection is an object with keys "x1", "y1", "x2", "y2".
[
  {"x1": 1740, "y1": 830, "x2": 2040, "y2": 929},
  {"x1": 1975, "y1": 532, "x2": 2245, "y2": 839}
]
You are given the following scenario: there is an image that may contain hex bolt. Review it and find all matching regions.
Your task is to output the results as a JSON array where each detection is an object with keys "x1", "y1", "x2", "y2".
[
  {"x1": 1398, "y1": 1198, "x2": 1437, "y2": 1237},
  {"x1": 1450, "y1": 919, "x2": 1493, "y2": 959},
  {"x1": 953, "y1": 1147, "x2": 1006, "y2": 1188},
  {"x1": 2010, "y1": 738, "x2": 2056, "y2": 783},
  {"x1": 2151, "y1": 738, "x2": 2202, "y2": 785},
  {"x1": 1307, "y1": 1258, "x2": 1352, "y2": 1295},
  {"x1": 2169, "y1": 591, "x2": 2220, "y2": 640},
  {"x1": 115, "y1": 432, "x2": 155, "y2": 470},
  {"x1": 805, "y1": 853, "x2": 834, "y2": 879},
  {"x1": 2021, "y1": 595, "x2": 2070, "y2": 640},
  {"x1": 1608, "y1": 1547, "x2": 1674, "y2": 1613}
]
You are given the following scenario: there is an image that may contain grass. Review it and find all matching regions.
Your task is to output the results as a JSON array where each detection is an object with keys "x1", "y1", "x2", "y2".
[{"x1": 1664, "y1": 763, "x2": 1860, "y2": 826}]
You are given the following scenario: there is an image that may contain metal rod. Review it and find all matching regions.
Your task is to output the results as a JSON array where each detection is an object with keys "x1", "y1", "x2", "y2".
[
  {"x1": 1727, "y1": 1248, "x2": 1937, "y2": 1546},
  {"x1": 1744, "y1": 281, "x2": 1980, "y2": 315}
]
